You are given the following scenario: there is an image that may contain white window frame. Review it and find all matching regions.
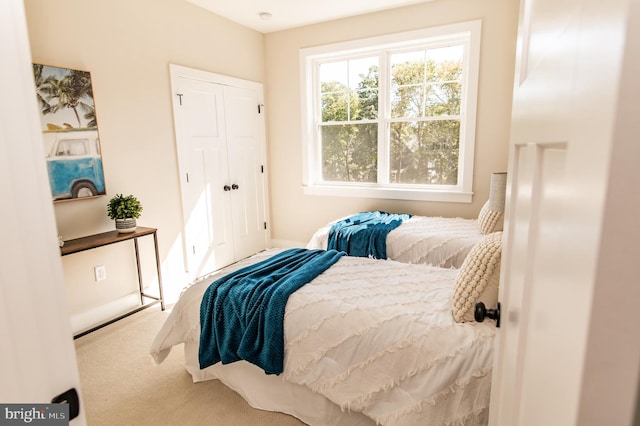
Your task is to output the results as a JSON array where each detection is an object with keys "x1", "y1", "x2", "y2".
[{"x1": 300, "y1": 20, "x2": 481, "y2": 203}]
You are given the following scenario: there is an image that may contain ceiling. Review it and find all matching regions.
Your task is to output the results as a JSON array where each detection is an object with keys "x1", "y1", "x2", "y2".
[{"x1": 185, "y1": 0, "x2": 434, "y2": 33}]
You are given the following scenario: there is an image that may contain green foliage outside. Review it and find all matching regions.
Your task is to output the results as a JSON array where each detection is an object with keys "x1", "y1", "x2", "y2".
[{"x1": 320, "y1": 55, "x2": 462, "y2": 185}]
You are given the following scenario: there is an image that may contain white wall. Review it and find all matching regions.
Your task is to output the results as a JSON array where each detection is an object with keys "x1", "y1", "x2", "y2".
[
  {"x1": 24, "y1": 0, "x2": 265, "y2": 327},
  {"x1": 264, "y1": 0, "x2": 519, "y2": 246}
]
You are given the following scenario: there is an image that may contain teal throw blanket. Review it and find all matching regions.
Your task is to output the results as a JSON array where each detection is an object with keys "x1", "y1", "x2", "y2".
[
  {"x1": 327, "y1": 211, "x2": 411, "y2": 259},
  {"x1": 199, "y1": 248, "x2": 344, "y2": 375}
]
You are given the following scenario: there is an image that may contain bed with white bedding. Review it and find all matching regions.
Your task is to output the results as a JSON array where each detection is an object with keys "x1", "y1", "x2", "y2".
[
  {"x1": 306, "y1": 199, "x2": 506, "y2": 269},
  {"x1": 306, "y1": 214, "x2": 484, "y2": 268},
  {"x1": 150, "y1": 242, "x2": 501, "y2": 426}
]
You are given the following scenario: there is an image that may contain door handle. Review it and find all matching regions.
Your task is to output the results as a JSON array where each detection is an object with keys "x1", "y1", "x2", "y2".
[
  {"x1": 223, "y1": 185, "x2": 231, "y2": 191},
  {"x1": 475, "y1": 302, "x2": 501, "y2": 327},
  {"x1": 231, "y1": 184, "x2": 239, "y2": 190},
  {"x1": 52, "y1": 388, "x2": 80, "y2": 420}
]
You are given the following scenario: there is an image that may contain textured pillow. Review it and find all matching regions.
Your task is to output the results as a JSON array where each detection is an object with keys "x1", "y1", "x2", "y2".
[
  {"x1": 477, "y1": 200, "x2": 504, "y2": 234},
  {"x1": 451, "y1": 231, "x2": 503, "y2": 323}
]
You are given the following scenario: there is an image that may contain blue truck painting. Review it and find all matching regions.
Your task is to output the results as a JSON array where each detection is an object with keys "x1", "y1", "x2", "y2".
[{"x1": 44, "y1": 129, "x2": 106, "y2": 200}]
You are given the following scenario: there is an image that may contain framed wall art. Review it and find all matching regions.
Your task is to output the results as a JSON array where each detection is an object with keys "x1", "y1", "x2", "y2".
[{"x1": 32, "y1": 64, "x2": 106, "y2": 202}]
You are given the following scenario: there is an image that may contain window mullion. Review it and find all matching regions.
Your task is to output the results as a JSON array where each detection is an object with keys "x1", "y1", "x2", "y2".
[
  {"x1": 378, "y1": 52, "x2": 390, "y2": 185},
  {"x1": 312, "y1": 61, "x2": 323, "y2": 183}
]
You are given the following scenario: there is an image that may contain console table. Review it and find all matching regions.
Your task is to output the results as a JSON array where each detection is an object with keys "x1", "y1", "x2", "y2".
[{"x1": 61, "y1": 226, "x2": 165, "y2": 339}]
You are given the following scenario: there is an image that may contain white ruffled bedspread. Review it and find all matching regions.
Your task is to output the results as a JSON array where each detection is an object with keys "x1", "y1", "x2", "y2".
[
  {"x1": 151, "y1": 251, "x2": 495, "y2": 426},
  {"x1": 306, "y1": 216, "x2": 484, "y2": 269}
]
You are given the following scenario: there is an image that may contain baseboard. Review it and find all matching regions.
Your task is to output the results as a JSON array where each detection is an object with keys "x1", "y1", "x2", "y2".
[{"x1": 70, "y1": 293, "x2": 141, "y2": 335}]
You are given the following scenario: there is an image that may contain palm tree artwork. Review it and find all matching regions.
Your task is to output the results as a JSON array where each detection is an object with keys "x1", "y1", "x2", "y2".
[
  {"x1": 33, "y1": 64, "x2": 96, "y2": 130},
  {"x1": 32, "y1": 64, "x2": 106, "y2": 202}
]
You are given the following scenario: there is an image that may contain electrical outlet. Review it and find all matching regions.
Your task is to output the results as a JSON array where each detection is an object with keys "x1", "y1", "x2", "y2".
[{"x1": 94, "y1": 265, "x2": 107, "y2": 282}]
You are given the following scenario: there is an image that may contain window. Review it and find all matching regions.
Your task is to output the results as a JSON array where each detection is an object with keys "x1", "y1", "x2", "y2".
[
  {"x1": 300, "y1": 20, "x2": 481, "y2": 202},
  {"x1": 56, "y1": 139, "x2": 89, "y2": 156}
]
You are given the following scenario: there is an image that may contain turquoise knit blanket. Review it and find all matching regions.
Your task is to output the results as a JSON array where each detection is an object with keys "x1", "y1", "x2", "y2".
[
  {"x1": 198, "y1": 248, "x2": 344, "y2": 375},
  {"x1": 327, "y1": 211, "x2": 411, "y2": 259}
]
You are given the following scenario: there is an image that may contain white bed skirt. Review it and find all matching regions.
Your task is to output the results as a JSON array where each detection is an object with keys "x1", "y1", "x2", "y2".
[{"x1": 183, "y1": 339, "x2": 374, "y2": 426}]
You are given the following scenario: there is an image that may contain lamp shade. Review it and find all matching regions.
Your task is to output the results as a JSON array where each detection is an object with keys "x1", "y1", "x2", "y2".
[{"x1": 488, "y1": 172, "x2": 507, "y2": 213}]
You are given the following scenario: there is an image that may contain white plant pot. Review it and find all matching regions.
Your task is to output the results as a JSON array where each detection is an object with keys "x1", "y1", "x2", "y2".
[{"x1": 115, "y1": 218, "x2": 137, "y2": 233}]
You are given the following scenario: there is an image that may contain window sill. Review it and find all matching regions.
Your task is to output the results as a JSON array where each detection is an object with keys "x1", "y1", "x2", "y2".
[{"x1": 302, "y1": 184, "x2": 473, "y2": 203}]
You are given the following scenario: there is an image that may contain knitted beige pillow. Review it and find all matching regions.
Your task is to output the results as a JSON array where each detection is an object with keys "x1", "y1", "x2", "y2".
[
  {"x1": 451, "y1": 231, "x2": 503, "y2": 323},
  {"x1": 478, "y1": 200, "x2": 504, "y2": 234}
]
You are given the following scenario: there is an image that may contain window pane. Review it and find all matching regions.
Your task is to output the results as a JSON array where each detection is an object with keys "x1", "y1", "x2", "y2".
[
  {"x1": 391, "y1": 51, "x2": 425, "y2": 86},
  {"x1": 348, "y1": 57, "x2": 378, "y2": 90},
  {"x1": 352, "y1": 58, "x2": 379, "y2": 120},
  {"x1": 391, "y1": 85, "x2": 423, "y2": 118},
  {"x1": 355, "y1": 88, "x2": 378, "y2": 120},
  {"x1": 390, "y1": 120, "x2": 460, "y2": 185},
  {"x1": 391, "y1": 46, "x2": 463, "y2": 119},
  {"x1": 320, "y1": 61, "x2": 347, "y2": 87},
  {"x1": 321, "y1": 91, "x2": 349, "y2": 122},
  {"x1": 321, "y1": 58, "x2": 378, "y2": 122},
  {"x1": 425, "y1": 82, "x2": 461, "y2": 115},
  {"x1": 425, "y1": 45, "x2": 463, "y2": 82},
  {"x1": 321, "y1": 123, "x2": 378, "y2": 182}
]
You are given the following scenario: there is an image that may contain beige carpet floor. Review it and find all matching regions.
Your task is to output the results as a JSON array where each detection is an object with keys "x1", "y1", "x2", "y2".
[{"x1": 74, "y1": 305, "x2": 305, "y2": 425}]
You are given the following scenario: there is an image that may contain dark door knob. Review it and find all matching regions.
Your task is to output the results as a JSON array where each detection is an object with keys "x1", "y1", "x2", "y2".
[
  {"x1": 231, "y1": 184, "x2": 239, "y2": 190},
  {"x1": 223, "y1": 185, "x2": 231, "y2": 191},
  {"x1": 475, "y1": 302, "x2": 501, "y2": 327},
  {"x1": 52, "y1": 388, "x2": 80, "y2": 420}
]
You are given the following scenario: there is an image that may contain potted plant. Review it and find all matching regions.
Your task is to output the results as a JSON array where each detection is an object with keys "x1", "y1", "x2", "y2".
[{"x1": 107, "y1": 194, "x2": 143, "y2": 233}]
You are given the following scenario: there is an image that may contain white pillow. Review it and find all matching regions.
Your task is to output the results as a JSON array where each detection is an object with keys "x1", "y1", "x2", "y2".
[
  {"x1": 451, "y1": 231, "x2": 502, "y2": 323},
  {"x1": 477, "y1": 200, "x2": 504, "y2": 234}
]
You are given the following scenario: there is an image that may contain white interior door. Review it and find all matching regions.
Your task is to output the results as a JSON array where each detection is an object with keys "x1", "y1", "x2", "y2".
[
  {"x1": 490, "y1": 0, "x2": 640, "y2": 425},
  {"x1": 223, "y1": 85, "x2": 268, "y2": 260},
  {"x1": 1, "y1": 0, "x2": 85, "y2": 422},
  {"x1": 172, "y1": 76, "x2": 234, "y2": 277}
]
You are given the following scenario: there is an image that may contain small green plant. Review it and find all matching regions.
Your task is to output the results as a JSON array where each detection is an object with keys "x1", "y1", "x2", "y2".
[{"x1": 107, "y1": 194, "x2": 143, "y2": 220}]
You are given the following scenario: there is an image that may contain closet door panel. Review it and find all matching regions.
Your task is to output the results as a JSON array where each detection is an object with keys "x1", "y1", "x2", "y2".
[
  {"x1": 224, "y1": 85, "x2": 267, "y2": 260},
  {"x1": 174, "y1": 78, "x2": 234, "y2": 276}
]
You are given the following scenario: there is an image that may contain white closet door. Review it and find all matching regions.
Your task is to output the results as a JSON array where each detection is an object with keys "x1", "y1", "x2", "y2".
[
  {"x1": 224, "y1": 85, "x2": 268, "y2": 260},
  {"x1": 171, "y1": 65, "x2": 269, "y2": 280},
  {"x1": 174, "y1": 77, "x2": 234, "y2": 276}
]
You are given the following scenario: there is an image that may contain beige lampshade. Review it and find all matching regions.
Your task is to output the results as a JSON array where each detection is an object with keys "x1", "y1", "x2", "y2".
[{"x1": 488, "y1": 172, "x2": 507, "y2": 213}]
